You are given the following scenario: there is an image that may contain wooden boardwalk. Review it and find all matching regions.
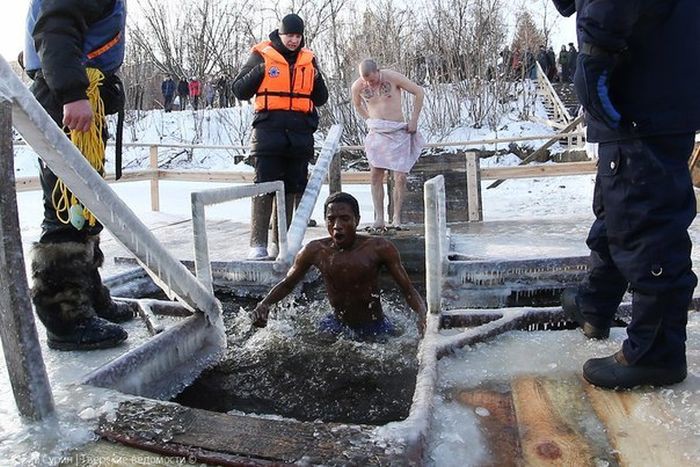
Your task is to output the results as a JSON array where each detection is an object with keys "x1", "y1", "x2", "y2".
[{"x1": 454, "y1": 373, "x2": 698, "y2": 466}]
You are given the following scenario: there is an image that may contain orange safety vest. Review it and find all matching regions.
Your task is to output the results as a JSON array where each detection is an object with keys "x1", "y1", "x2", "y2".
[{"x1": 253, "y1": 41, "x2": 315, "y2": 113}]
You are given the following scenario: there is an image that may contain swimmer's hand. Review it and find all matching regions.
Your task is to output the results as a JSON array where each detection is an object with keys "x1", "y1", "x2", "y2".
[{"x1": 252, "y1": 303, "x2": 270, "y2": 328}]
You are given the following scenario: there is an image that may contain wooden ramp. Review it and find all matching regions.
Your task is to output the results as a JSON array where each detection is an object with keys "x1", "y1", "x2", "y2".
[{"x1": 455, "y1": 375, "x2": 696, "y2": 466}]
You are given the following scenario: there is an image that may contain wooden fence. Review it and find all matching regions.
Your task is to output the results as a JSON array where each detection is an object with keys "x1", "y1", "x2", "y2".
[{"x1": 13, "y1": 133, "x2": 592, "y2": 215}]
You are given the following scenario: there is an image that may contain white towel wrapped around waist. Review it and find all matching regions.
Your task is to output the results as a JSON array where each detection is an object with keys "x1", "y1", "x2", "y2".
[{"x1": 364, "y1": 118, "x2": 424, "y2": 173}]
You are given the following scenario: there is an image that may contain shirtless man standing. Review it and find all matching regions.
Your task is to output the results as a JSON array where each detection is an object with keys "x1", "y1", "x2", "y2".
[
  {"x1": 350, "y1": 59, "x2": 425, "y2": 230},
  {"x1": 252, "y1": 192, "x2": 426, "y2": 338}
]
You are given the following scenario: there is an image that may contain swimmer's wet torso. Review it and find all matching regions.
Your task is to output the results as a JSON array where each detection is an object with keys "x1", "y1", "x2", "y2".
[
  {"x1": 252, "y1": 193, "x2": 426, "y2": 334},
  {"x1": 311, "y1": 235, "x2": 387, "y2": 327}
]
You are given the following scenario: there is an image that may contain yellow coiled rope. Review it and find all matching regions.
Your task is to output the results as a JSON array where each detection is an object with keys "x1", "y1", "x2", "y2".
[{"x1": 52, "y1": 67, "x2": 106, "y2": 228}]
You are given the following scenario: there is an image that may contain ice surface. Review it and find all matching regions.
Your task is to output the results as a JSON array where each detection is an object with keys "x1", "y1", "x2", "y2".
[
  {"x1": 426, "y1": 399, "x2": 488, "y2": 467},
  {"x1": 0, "y1": 315, "x2": 183, "y2": 466},
  {"x1": 427, "y1": 313, "x2": 700, "y2": 464}
]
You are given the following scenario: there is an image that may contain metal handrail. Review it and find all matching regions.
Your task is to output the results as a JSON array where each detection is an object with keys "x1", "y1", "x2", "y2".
[
  {"x1": 0, "y1": 54, "x2": 226, "y2": 401},
  {"x1": 191, "y1": 181, "x2": 288, "y2": 291},
  {"x1": 424, "y1": 175, "x2": 447, "y2": 314},
  {"x1": 285, "y1": 124, "x2": 343, "y2": 263}
]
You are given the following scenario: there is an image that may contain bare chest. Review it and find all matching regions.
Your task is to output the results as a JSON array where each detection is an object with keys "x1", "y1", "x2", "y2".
[
  {"x1": 320, "y1": 248, "x2": 380, "y2": 288},
  {"x1": 360, "y1": 80, "x2": 396, "y2": 104}
]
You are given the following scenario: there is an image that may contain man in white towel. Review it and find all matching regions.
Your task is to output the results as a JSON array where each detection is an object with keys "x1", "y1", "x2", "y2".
[{"x1": 351, "y1": 59, "x2": 424, "y2": 230}]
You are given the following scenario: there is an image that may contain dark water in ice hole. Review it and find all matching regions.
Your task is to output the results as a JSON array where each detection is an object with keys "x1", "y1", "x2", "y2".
[{"x1": 174, "y1": 283, "x2": 421, "y2": 425}]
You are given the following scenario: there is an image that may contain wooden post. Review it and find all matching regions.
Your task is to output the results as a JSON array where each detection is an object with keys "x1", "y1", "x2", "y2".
[
  {"x1": 149, "y1": 145, "x2": 160, "y2": 212},
  {"x1": 465, "y1": 152, "x2": 483, "y2": 222},
  {"x1": 329, "y1": 149, "x2": 342, "y2": 194},
  {"x1": 0, "y1": 99, "x2": 54, "y2": 420}
]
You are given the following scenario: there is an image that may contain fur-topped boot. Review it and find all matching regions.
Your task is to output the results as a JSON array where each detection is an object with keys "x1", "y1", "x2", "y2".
[
  {"x1": 30, "y1": 241, "x2": 128, "y2": 351},
  {"x1": 88, "y1": 236, "x2": 138, "y2": 323}
]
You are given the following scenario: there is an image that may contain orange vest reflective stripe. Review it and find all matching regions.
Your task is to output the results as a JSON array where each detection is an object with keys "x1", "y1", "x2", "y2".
[{"x1": 253, "y1": 41, "x2": 315, "y2": 113}]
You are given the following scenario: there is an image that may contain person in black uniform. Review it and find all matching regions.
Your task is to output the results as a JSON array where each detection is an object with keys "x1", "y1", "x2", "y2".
[
  {"x1": 554, "y1": 0, "x2": 700, "y2": 388},
  {"x1": 24, "y1": 0, "x2": 135, "y2": 350},
  {"x1": 232, "y1": 13, "x2": 328, "y2": 259}
]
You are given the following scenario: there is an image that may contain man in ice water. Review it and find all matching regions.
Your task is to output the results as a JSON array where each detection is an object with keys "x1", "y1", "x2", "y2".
[
  {"x1": 252, "y1": 192, "x2": 426, "y2": 338},
  {"x1": 350, "y1": 59, "x2": 425, "y2": 231}
]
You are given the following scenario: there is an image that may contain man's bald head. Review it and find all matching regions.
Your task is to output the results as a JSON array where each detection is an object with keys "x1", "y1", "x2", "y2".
[{"x1": 359, "y1": 59, "x2": 379, "y2": 78}]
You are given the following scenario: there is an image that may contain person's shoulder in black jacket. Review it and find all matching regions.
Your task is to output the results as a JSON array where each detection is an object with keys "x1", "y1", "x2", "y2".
[{"x1": 32, "y1": 0, "x2": 115, "y2": 105}]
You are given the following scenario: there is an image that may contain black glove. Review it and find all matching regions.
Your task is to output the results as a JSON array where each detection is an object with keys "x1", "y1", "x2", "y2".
[{"x1": 574, "y1": 53, "x2": 622, "y2": 129}]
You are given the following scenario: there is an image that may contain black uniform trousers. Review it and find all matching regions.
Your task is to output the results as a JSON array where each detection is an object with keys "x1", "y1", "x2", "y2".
[
  {"x1": 251, "y1": 127, "x2": 314, "y2": 194},
  {"x1": 578, "y1": 132, "x2": 696, "y2": 367},
  {"x1": 31, "y1": 76, "x2": 104, "y2": 244}
]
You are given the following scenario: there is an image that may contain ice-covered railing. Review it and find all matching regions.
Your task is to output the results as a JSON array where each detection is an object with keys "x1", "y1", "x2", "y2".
[
  {"x1": 535, "y1": 61, "x2": 573, "y2": 124},
  {"x1": 377, "y1": 175, "x2": 448, "y2": 457},
  {"x1": 424, "y1": 175, "x2": 447, "y2": 313},
  {"x1": 0, "y1": 55, "x2": 224, "y2": 400},
  {"x1": 285, "y1": 124, "x2": 343, "y2": 263},
  {"x1": 0, "y1": 98, "x2": 54, "y2": 420},
  {"x1": 191, "y1": 181, "x2": 288, "y2": 291}
]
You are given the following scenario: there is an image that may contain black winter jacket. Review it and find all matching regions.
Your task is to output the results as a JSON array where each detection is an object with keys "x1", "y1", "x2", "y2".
[
  {"x1": 232, "y1": 30, "x2": 329, "y2": 132},
  {"x1": 552, "y1": 0, "x2": 700, "y2": 142},
  {"x1": 31, "y1": 0, "x2": 118, "y2": 105}
]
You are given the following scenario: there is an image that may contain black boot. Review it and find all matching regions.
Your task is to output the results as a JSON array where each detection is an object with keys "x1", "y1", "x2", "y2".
[
  {"x1": 583, "y1": 350, "x2": 687, "y2": 389},
  {"x1": 560, "y1": 288, "x2": 610, "y2": 339},
  {"x1": 89, "y1": 236, "x2": 137, "y2": 323},
  {"x1": 30, "y1": 241, "x2": 128, "y2": 351}
]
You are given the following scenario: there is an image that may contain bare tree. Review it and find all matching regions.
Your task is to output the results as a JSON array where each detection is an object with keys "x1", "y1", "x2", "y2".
[
  {"x1": 128, "y1": 0, "x2": 255, "y2": 78},
  {"x1": 122, "y1": 0, "x2": 546, "y2": 144}
]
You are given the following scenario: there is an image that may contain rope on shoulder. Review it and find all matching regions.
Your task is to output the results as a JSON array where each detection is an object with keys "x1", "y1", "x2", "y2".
[{"x1": 52, "y1": 67, "x2": 106, "y2": 230}]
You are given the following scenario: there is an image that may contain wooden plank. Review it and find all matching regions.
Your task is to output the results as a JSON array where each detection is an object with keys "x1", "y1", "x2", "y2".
[
  {"x1": 149, "y1": 145, "x2": 159, "y2": 211},
  {"x1": 156, "y1": 170, "x2": 255, "y2": 183},
  {"x1": 98, "y1": 400, "x2": 398, "y2": 465},
  {"x1": 539, "y1": 377, "x2": 617, "y2": 466},
  {"x1": 340, "y1": 133, "x2": 584, "y2": 151},
  {"x1": 511, "y1": 376, "x2": 595, "y2": 466},
  {"x1": 456, "y1": 386, "x2": 521, "y2": 466},
  {"x1": 584, "y1": 385, "x2": 693, "y2": 466},
  {"x1": 465, "y1": 152, "x2": 482, "y2": 221},
  {"x1": 487, "y1": 115, "x2": 585, "y2": 189},
  {"x1": 481, "y1": 160, "x2": 596, "y2": 180},
  {"x1": 15, "y1": 170, "x2": 155, "y2": 192},
  {"x1": 14, "y1": 176, "x2": 41, "y2": 192}
]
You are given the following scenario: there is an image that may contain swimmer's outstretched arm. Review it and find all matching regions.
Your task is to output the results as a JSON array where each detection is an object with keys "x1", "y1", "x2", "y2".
[
  {"x1": 252, "y1": 244, "x2": 314, "y2": 327},
  {"x1": 379, "y1": 240, "x2": 427, "y2": 335}
]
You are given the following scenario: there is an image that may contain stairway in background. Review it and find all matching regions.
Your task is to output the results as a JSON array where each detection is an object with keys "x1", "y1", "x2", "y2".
[{"x1": 550, "y1": 82, "x2": 580, "y2": 120}]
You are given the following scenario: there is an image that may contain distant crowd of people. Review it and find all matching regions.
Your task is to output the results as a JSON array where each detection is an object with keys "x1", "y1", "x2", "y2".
[
  {"x1": 499, "y1": 42, "x2": 578, "y2": 83},
  {"x1": 160, "y1": 74, "x2": 240, "y2": 112}
]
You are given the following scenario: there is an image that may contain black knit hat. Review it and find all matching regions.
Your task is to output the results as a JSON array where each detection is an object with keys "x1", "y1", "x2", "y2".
[{"x1": 279, "y1": 13, "x2": 304, "y2": 35}]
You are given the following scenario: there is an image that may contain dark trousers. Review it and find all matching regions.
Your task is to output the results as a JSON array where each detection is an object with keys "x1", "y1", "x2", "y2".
[
  {"x1": 163, "y1": 93, "x2": 174, "y2": 112},
  {"x1": 31, "y1": 77, "x2": 104, "y2": 244},
  {"x1": 579, "y1": 132, "x2": 697, "y2": 367}
]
